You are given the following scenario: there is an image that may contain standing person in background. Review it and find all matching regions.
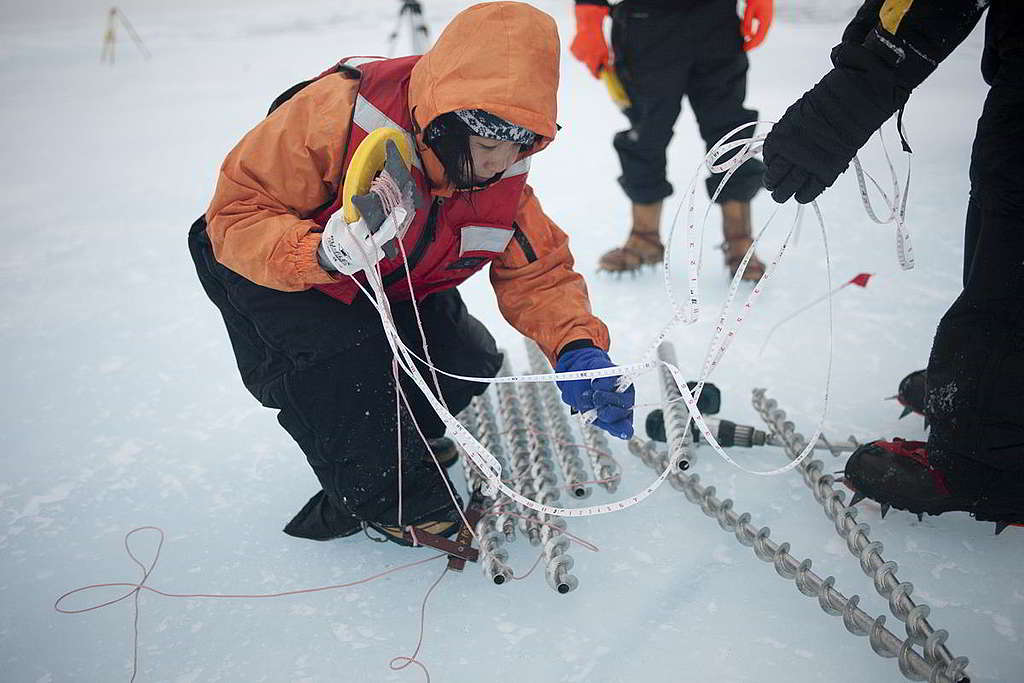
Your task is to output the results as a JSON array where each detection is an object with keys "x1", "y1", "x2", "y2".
[
  {"x1": 762, "y1": 0, "x2": 1023, "y2": 532},
  {"x1": 570, "y1": 0, "x2": 773, "y2": 279},
  {"x1": 189, "y1": 2, "x2": 635, "y2": 547}
]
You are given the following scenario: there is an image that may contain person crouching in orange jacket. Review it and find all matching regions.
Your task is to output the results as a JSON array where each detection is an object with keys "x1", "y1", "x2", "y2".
[{"x1": 188, "y1": 2, "x2": 635, "y2": 546}]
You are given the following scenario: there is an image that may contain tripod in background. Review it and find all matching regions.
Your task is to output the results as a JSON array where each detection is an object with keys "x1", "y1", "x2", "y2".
[
  {"x1": 387, "y1": 0, "x2": 430, "y2": 56},
  {"x1": 101, "y1": 6, "x2": 151, "y2": 64}
]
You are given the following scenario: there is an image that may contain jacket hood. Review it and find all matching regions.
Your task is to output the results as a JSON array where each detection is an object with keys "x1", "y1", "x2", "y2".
[{"x1": 408, "y1": 2, "x2": 559, "y2": 192}]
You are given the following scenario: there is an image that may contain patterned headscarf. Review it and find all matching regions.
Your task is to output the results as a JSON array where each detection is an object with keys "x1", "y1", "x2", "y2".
[{"x1": 424, "y1": 109, "x2": 537, "y2": 146}]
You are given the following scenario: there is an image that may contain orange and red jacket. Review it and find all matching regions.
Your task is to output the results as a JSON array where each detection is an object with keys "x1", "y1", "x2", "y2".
[{"x1": 205, "y1": 2, "x2": 608, "y2": 362}]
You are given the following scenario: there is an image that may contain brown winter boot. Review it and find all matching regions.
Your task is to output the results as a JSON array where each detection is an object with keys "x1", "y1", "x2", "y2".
[
  {"x1": 598, "y1": 201, "x2": 665, "y2": 274},
  {"x1": 721, "y1": 200, "x2": 765, "y2": 282}
]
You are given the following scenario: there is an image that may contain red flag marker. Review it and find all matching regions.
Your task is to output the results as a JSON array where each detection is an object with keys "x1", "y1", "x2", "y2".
[
  {"x1": 849, "y1": 273, "x2": 873, "y2": 288},
  {"x1": 759, "y1": 273, "x2": 875, "y2": 356}
]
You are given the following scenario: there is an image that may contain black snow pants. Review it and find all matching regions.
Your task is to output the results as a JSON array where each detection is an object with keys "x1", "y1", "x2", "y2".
[
  {"x1": 188, "y1": 217, "x2": 502, "y2": 540},
  {"x1": 609, "y1": 0, "x2": 764, "y2": 205},
  {"x1": 926, "y1": 73, "x2": 1024, "y2": 481}
]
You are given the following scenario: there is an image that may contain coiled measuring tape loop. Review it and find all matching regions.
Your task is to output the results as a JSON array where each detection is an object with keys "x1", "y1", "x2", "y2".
[
  {"x1": 642, "y1": 119, "x2": 837, "y2": 476},
  {"x1": 642, "y1": 128, "x2": 764, "y2": 421},
  {"x1": 660, "y1": 121, "x2": 768, "y2": 331},
  {"x1": 644, "y1": 122, "x2": 775, "y2": 415},
  {"x1": 851, "y1": 128, "x2": 914, "y2": 270},
  {"x1": 701, "y1": 204, "x2": 789, "y2": 379},
  {"x1": 658, "y1": 199, "x2": 836, "y2": 477},
  {"x1": 650, "y1": 120, "x2": 906, "y2": 422}
]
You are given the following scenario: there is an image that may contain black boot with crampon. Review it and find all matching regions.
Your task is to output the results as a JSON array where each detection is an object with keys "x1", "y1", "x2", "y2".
[
  {"x1": 892, "y1": 369, "x2": 927, "y2": 424},
  {"x1": 844, "y1": 438, "x2": 1024, "y2": 534}
]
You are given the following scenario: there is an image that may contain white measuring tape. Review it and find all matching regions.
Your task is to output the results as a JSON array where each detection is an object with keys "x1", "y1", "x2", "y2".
[
  {"x1": 340, "y1": 119, "x2": 910, "y2": 518},
  {"x1": 852, "y1": 128, "x2": 914, "y2": 270}
]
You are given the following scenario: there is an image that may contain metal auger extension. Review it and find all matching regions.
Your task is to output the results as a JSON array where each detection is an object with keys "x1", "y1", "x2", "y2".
[
  {"x1": 540, "y1": 515, "x2": 578, "y2": 594},
  {"x1": 520, "y1": 379, "x2": 562, "y2": 507},
  {"x1": 516, "y1": 350, "x2": 579, "y2": 594},
  {"x1": 635, "y1": 342, "x2": 969, "y2": 683},
  {"x1": 629, "y1": 436, "x2": 963, "y2": 682},
  {"x1": 496, "y1": 357, "x2": 545, "y2": 546},
  {"x1": 487, "y1": 352, "x2": 579, "y2": 594},
  {"x1": 751, "y1": 388, "x2": 969, "y2": 682},
  {"x1": 471, "y1": 388, "x2": 518, "y2": 543},
  {"x1": 581, "y1": 419, "x2": 622, "y2": 493},
  {"x1": 458, "y1": 397, "x2": 513, "y2": 586},
  {"x1": 525, "y1": 340, "x2": 604, "y2": 497},
  {"x1": 656, "y1": 342, "x2": 697, "y2": 473}
]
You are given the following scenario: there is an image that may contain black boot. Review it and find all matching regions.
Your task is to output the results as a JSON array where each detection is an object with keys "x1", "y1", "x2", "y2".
[
  {"x1": 424, "y1": 436, "x2": 459, "y2": 468},
  {"x1": 845, "y1": 439, "x2": 1024, "y2": 532},
  {"x1": 283, "y1": 490, "x2": 363, "y2": 541}
]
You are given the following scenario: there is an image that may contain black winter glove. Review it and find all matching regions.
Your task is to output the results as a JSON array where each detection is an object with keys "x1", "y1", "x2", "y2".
[{"x1": 763, "y1": 41, "x2": 911, "y2": 204}]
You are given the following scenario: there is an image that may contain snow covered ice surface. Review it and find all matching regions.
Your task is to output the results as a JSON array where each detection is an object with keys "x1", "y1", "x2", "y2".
[{"x1": 1, "y1": 1, "x2": 1021, "y2": 682}]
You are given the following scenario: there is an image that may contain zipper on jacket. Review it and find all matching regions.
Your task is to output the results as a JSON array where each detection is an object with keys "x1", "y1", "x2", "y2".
[{"x1": 382, "y1": 197, "x2": 441, "y2": 289}]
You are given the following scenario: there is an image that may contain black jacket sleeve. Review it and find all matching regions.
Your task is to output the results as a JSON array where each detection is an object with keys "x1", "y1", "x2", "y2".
[{"x1": 762, "y1": 0, "x2": 988, "y2": 203}]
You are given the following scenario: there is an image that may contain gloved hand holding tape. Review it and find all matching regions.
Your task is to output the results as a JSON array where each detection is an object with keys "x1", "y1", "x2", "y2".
[
  {"x1": 318, "y1": 135, "x2": 418, "y2": 274},
  {"x1": 555, "y1": 346, "x2": 635, "y2": 440}
]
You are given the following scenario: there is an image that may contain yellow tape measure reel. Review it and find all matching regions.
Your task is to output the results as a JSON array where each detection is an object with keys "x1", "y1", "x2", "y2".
[{"x1": 341, "y1": 128, "x2": 414, "y2": 224}]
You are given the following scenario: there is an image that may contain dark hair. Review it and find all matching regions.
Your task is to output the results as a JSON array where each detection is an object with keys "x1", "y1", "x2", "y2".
[
  {"x1": 424, "y1": 112, "x2": 532, "y2": 189},
  {"x1": 426, "y1": 118, "x2": 476, "y2": 188}
]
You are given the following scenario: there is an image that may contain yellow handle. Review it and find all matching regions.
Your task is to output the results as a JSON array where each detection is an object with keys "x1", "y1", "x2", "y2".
[
  {"x1": 600, "y1": 66, "x2": 631, "y2": 111},
  {"x1": 341, "y1": 128, "x2": 414, "y2": 224}
]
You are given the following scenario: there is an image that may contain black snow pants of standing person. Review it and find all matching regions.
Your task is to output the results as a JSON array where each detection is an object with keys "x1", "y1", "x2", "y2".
[
  {"x1": 925, "y1": 18, "x2": 1024, "y2": 504},
  {"x1": 609, "y1": 0, "x2": 765, "y2": 205},
  {"x1": 188, "y1": 217, "x2": 503, "y2": 540}
]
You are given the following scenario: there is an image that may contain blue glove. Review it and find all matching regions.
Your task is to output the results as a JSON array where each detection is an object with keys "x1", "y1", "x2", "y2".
[{"x1": 555, "y1": 346, "x2": 635, "y2": 440}]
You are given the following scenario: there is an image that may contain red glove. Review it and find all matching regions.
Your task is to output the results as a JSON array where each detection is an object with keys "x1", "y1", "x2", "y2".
[
  {"x1": 742, "y1": 0, "x2": 773, "y2": 52},
  {"x1": 570, "y1": 4, "x2": 609, "y2": 78}
]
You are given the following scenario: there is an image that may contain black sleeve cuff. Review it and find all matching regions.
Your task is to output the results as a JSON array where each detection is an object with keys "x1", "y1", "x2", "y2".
[{"x1": 556, "y1": 339, "x2": 597, "y2": 361}]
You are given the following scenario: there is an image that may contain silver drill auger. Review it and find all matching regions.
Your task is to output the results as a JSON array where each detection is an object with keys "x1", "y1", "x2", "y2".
[
  {"x1": 752, "y1": 388, "x2": 969, "y2": 682},
  {"x1": 471, "y1": 388, "x2": 518, "y2": 543},
  {"x1": 581, "y1": 420, "x2": 621, "y2": 493},
  {"x1": 521, "y1": 379, "x2": 562, "y2": 507},
  {"x1": 525, "y1": 340, "x2": 609, "y2": 497},
  {"x1": 519, "y1": 343, "x2": 579, "y2": 593},
  {"x1": 458, "y1": 396, "x2": 513, "y2": 586},
  {"x1": 630, "y1": 436, "x2": 964, "y2": 682},
  {"x1": 495, "y1": 360, "x2": 545, "y2": 547},
  {"x1": 521, "y1": 376, "x2": 579, "y2": 592},
  {"x1": 656, "y1": 342, "x2": 697, "y2": 472},
  {"x1": 629, "y1": 342, "x2": 970, "y2": 683}
]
